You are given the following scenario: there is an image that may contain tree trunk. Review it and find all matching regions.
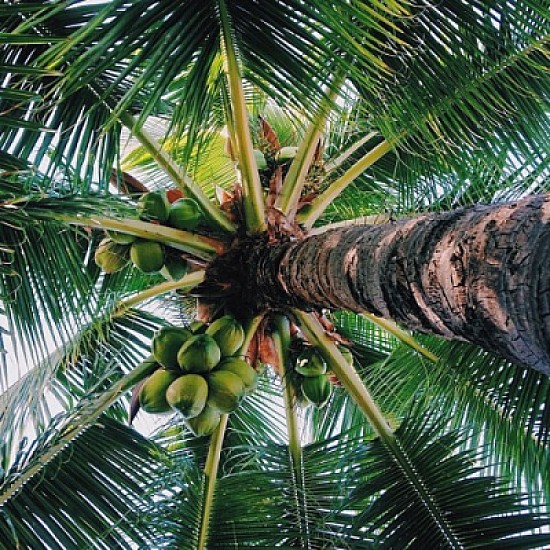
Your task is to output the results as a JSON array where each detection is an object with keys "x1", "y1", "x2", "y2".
[{"x1": 248, "y1": 195, "x2": 550, "y2": 375}]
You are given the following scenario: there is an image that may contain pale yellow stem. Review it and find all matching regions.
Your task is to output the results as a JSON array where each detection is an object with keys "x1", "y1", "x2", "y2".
[
  {"x1": 218, "y1": 0, "x2": 266, "y2": 233},
  {"x1": 114, "y1": 271, "x2": 205, "y2": 315},
  {"x1": 363, "y1": 313, "x2": 440, "y2": 364},
  {"x1": 62, "y1": 215, "x2": 222, "y2": 260},
  {"x1": 298, "y1": 139, "x2": 393, "y2": 229},
  {"x1": 198, "y1": 414, "x2": 229, "y2": 550},
  {"x1": 294, "y1": 310, "x2": 394, "y2": 440}
]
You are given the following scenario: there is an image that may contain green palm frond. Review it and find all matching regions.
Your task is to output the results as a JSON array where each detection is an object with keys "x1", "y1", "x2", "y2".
[
  {"x1": 147, "y1": 432, "x2": 359, "y2": 548},
  {"x1": 0, "y1": 415, "x2": 160, "y2": 549},
  {"x1": 384, "y1": 337, "x2": 550, "y2": 503},
  {"x1": 123, "y1": 129, "x2": 236, "y2": 198},
  {"x1": 0, "y1": 307, "x2": 162, "y2": 459},
  {"x1": 363, "y1": 1, "x2": 549, "y2": 178},
  {"x1": 344, "y1": 406, "x2": 550, "y2": 548}
]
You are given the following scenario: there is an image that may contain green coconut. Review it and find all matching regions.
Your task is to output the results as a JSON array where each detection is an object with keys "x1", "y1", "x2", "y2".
[
  {"x1": 207, "y1": 370, "x2": 245, "y2": 413},
  {"x1": 216, "y1": 357, "x2": 258, "y2": 394},
  {"x1": 166, "y1": 374, "x2": 208, "y2": 418},
  {"x1": 139, "y1": 369, "x2": 180, "y2": 414},
  {"x1": 152, "y1": 326, "x2": 193, "y2": 371},
  {"x1": 253, "y1": 149, "x2": 268, "y2": 170},
  {"x1": 295, "y1": 348, "x2": 327, "y2": 377},
  {"x1": 185, "y1": 405, "x2": 221, "y2": 437},
  {"x1": 301, "y1": 375, "x2": 332, "y2": 408},
  {"x1": 107, "y1": 230, "x2": 137, "y2": 244},
  {"x1": 94, "y1": 238, "x2": 130, "y2": 274},
  {"x1": 137, "y1": 191, "x2": 169, "y2": 222},
  {"x1": 205, "y1": 315, "x2": 245, "y2": 357},
  {"x1": 161, "y1": 254, "x2": 189, "y2": 281},
  {"x1": 277, "y1": 146, "x2": 298, "y2": 163},
  {"x1": 188, "y1": 320, "x2": 207, "y2": 334},
  {"x1": 167, "y1": 198, "x2": 203, "y2": 231},
  {"x1": 177, "y1": 334, "x2": 221, "y2": 374},
  {"x1": 130, "y1": 239, "x2": 165, "y2": 273}
]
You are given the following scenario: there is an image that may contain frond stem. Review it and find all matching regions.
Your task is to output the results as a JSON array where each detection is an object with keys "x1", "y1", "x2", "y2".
[
  {"x1": 298, "y1": 139, "x2": 393, "y2": 229},
  {"x1": 115, "y1": 271, "x2": 205, "y2": 315},
  {"x1": 294, "y1": 310, "x2": 394, "y2": 440},
  {"x1": 363, "y1": 313, "x2": 439, "y2": 364},
  {"x1": 218, "y1": 0, "x2": 266, "y2": 233},
  {"x1": 198, "y1": 414, "x2": 229, "y2": 550},
  {"x1": 324, "y1": 131, "x2": 379, "y2": 174},
  {"x1": 273, "y1": 315, "x2": 302, "y2": 474},
  {"x1": 276, "y1": 72, "x2": 345, "y2": 217},
  {"x1": 61, "y1": 215, "x2": 223, "y2": 260}
]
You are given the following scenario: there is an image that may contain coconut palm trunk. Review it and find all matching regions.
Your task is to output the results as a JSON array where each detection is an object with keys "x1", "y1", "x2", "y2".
[{"x1": 240, "y1": 194, "x2": 550, "y2": 375}]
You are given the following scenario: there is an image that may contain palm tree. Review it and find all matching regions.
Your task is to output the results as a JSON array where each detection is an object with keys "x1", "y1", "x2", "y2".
[{"x1": 0, "y1": 1, "x2": 548, "y2": 547}]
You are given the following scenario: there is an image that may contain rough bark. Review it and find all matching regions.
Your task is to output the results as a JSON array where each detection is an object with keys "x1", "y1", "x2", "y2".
[{"x1": 247, "y1": 195, "x2": 550, "y2": 375}]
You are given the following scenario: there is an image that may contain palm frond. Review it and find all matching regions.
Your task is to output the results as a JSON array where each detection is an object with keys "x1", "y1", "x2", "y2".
[
  {"x1": 0, "y1": 415, "x2": 160, "y2": 549},
  {"x1": 382, "y1": 337, "x2": 550, "y2": 504},
  {"x1": 344, "y1": 406, "x2": 550, "y2": 548},
  {"x1": 361, "y1": 1, "x2": 549, "y2": 188}
]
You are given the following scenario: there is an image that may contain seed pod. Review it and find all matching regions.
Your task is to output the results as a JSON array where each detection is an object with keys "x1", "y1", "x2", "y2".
[
  {"x1": 139, "y1": 369, "x2": 180, "y2": 414},
  {"x1": 130, "y1": 239, "x2": 165, "y2": 273},
  {"x1": 167, "y1": 198, "x2": 203, "y2": 231},
  {"x1": 207, "y1": 370, "x2": 245, "y2": 413},
  {"x1": 137, "y1": 191, "x2": 169, "y2": 222},
  {"x1": 216, "y1": 357, "x2": 258, "y2": 394},
  {"x1": 166, "y1": 374, "x2": 208, "y2": 418},
  {"x1": 94, "y1": 238, "x2": 130, "y2": 274},
  {"x1": 185, "y1": 405, "x2": 221, "y2": 437},
  {"x1": 301, "y1": 375, "x2": 332, "y2": 408},
  {"x1": 295, "y1": 348, "x2": 327, "y2": 377},
  {"x1": 152, "y1": 326, "x2": 193, "y2": 371},
  {"x1": 177, "y1": 334, "x2": 221, "y2": 374},
  {"x1": 206, "y1": 315, "x2": 245, "y2": 357}
]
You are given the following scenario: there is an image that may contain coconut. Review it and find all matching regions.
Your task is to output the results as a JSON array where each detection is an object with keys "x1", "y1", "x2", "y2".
[
  {"x1": 130, "y1": 239, "x2": 165, "y2": 273},
  {"x1": 301, "y1": 375, "x2": 332, "y2": 408},
  {"x1": 216, "y1": 358, "x2": 257, "y2": 394},
  {"x1": 137, "y1": 191, "x2": 169, "y2": 222},
  {"x1": 185, "y1": 405, "x2": 221, "y2": 437},
  {"x1": 161, "y1": 254, "x2": 189, "y2": 280},
  {"x1": 277, "y1": 146, "x2": 298, "y2": 163},
  {"x1": 205, "y1": 315, "x2": 245, "y2": 357},
  {"x1": 253, "y1": 149, "x2": 268, "y2": 170},
  {"x1": 139, "y1": 369, "x2": 179, "y2": 414},
  {"x1": 167, "y1": 198, "x2": 203, "y2": 231},
  {"x1": 207, "y1": 370, "x2": 245, "y2": 413},
  {"x1": 94, "y1": 238, "x2": 130, "y2": 274},
  {"x1": 152, "y1": 326, "x2": 193, "y2": 371},
  {"x1": 107, "y1": 230, "x2": 137, "y2": 244},
  {"x1": 177, "y1": 334, "x2": 221, "y2": 374},
  {"x1": 295, "y1": 348, "x2": 327, "y2": 377},
  {"x1": 166, "y1": 374, "x2": 208, "y2": 418}
]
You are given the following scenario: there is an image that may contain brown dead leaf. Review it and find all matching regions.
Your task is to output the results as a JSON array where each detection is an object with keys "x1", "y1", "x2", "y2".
[{"x1": 259, "y1": 115, "x2": 280, "y2": 153}]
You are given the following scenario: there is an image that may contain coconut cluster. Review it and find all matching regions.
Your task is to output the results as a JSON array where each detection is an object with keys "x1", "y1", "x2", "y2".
[
  {"x1": 139, "y1": 315, "x2": 258, "y2": 437},
  {"x1": 94, "y1": 190, "x2": 205, "y2": 279},
  {"x1": 292, "y1": 345, "x2": 353, "y2": 408}
]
